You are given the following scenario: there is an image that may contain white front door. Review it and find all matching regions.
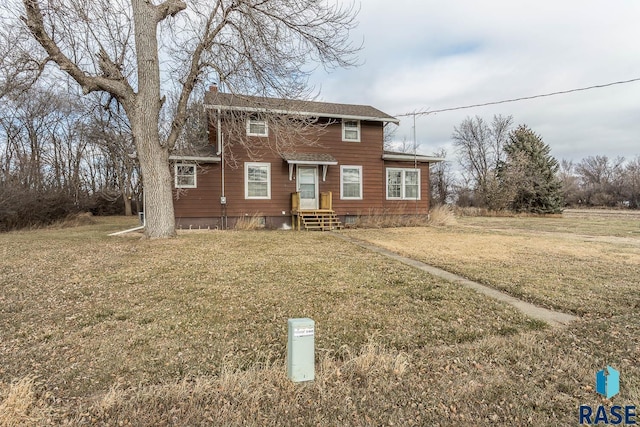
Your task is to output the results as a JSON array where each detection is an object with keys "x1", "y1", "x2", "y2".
[{"x1": 297, "y1": 166, "x2": 318, "y2": 210}]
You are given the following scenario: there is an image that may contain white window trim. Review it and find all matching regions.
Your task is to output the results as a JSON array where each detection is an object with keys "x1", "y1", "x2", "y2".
[
  {"x1": 342, "y1": 119, "x2": 361, "y2": 142},
  {"x1": 174, "y1": 163, "x2": 197, "y2": 189},
  {"x1": 386, "y1": 168, "x2": 421, "y2": 200},
  {"x1": 340, "y1": 165, "x2": 363, "y2": 200},
  {"x1": 244, "y1": 162, "x2": 271, "y2": 199},
  {"x1": 246, "y1": 118, "x2": 268, "y2": 137}
]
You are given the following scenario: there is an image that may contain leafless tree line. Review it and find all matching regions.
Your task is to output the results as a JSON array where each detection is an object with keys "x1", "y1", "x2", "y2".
[
  {"x1": 429, "y1": 115, "x2": 640, "y2": 210},
  {"x1": 559, "y1": 156, "x2": 640, "y2": 208},
  {"x1": 0, "y1": 79, "x2": 140, "y2": 230}
]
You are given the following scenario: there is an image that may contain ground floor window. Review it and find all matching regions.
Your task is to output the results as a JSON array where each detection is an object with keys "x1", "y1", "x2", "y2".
[
  {"x1": 245, "y1": 162, "x2": 271, "y2": 199},
  {"x1": 340, "y1": 165, "x2": 363, "y2": 200},
  {"x1": 175, "y1": 163, "x2": 197, "y2": 188},
  {"x1": 386, "y1": 168, "x2": 420, "y2": 200}
]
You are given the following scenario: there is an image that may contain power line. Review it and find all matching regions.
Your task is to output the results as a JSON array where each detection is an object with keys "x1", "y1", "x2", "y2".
[{"x1": 396, "y1": 77, "x2": 640, "y2": 118}]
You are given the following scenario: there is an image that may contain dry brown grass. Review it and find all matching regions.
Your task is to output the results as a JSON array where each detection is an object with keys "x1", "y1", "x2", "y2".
[
  {"x1": 0, "y1": 377, "x2": 50, "y2": 427},
  {"x1": 454, "y1": 206, "x2": 517, "y2": 217},
  {"x1": 349, "y1": 208, "x2": 427, "y2": 228},
  {"x1": 427, "y1": 204, "x2": 457, "y2": 226},
  {"x1": 454, "y1": 206, "x2": 563, "y2": 218},
  {"x1": 55, "y1": 212, "x2": 96, "y2": 228},
  {"x1": 1, "y1": 214, "x2": 639, "y2": 425},
  {"x1": 350, "y1": 205, "x2": 456, "y2": 229},
  {"x1": 61, "y1": 341, "x2": 413, "y2": 426},
  {"x1": 8, "y1": 212, "x2": 97, "y2": 233},
  {"x1": 346, "y1": 215, "x2": 640, "y2": 316},
  {"x1": 234, "y1": 212, "x2": 265, "y2": 230}
]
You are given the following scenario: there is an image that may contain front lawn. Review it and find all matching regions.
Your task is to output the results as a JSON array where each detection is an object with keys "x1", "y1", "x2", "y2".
[{"x1": 1, "y1": 214, "x2": 638, "y2": 425}]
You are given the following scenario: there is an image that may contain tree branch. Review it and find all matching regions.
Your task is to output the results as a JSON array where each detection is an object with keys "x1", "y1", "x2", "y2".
[
  {"x1": 154, "y1": 0, "x2": 187, "y2": 23},
  {"x1": 21, "y1": 0, "x2": 134, "y2": 105},
  {"x1": 165, "y1": 0, "x2": 231, "y2": 150},
  {"x1": 97, "y1": 48, "x2": 125, "y2": 81}
]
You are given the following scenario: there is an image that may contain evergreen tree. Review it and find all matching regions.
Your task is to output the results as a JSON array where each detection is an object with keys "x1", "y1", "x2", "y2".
[{"x1": 501, "y1": 125, "x2": 563, "y2": 213}]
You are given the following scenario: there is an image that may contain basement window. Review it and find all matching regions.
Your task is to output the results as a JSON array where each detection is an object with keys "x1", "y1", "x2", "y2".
[{"x1": 344, "y1": 215, "x2": 358, "y2": 225}]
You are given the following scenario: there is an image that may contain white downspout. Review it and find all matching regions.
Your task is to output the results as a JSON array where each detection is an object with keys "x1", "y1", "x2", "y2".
[
  {"x1": 216, "y1": 108, "x2": 222, "y2": 156},
  {"x1": 143, "y1": 188, "x2": 146, "y2": 227},
  {"x1": 221, "y1": 133, "x2": 225, "y2": 199},
  {"x1": 221, "y1": 133, "x2": 226, "y2": 229},
  {"x1": 215, "y1": 107, "x2": 227, "y2": 229}
]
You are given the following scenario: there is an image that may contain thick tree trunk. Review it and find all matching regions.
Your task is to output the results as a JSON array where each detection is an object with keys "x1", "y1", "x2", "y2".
[
  {"x1": 130, "y1": 0, "x2": 176, "y2": 238},
  {"x1": 135, "y1": 126, "x2": 175, "y2": 237}
]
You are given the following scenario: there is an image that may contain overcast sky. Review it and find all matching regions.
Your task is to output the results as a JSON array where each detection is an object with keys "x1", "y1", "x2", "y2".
[{"x1": 309, "y1": 0, "x2": 640, "y2": 163}]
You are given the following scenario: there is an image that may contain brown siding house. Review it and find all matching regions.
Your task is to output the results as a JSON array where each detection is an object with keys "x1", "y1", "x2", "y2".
[{"x1": 171, "y1": 87, "x2": 443, "y2": 230}]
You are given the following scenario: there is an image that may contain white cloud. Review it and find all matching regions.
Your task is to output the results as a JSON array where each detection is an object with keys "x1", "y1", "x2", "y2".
[{"x1": 312, "y1": 0, "x2": 640, "y2": 162}]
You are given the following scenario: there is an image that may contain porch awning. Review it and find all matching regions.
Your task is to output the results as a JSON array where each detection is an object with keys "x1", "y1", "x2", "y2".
[{"x1": 282, "y1": 153, "x2": 338, "y2": 181}]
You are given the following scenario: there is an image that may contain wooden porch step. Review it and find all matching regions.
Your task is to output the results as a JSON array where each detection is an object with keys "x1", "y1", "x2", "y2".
[{"x1": 296, "y1": 210, "x2": 343, "y2": 231}]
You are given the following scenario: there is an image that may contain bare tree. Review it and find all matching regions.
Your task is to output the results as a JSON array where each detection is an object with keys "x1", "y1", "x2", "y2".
[
  {"x1": 0, "y1": 22, "x2": 46, "y2": 100},
  {"x1": 0, "y1": 83, "x2": 92, "y2": 229},
  {"x1": 382, "y1": 125, "x2": 398, "y2": 151},
  {"x1": 429, "y1": 148, "x2": 454, "y2": 205},
  {"x1": 622, "y1": 156, "x2": 640, "y2": 208},
  {"x1": 17, "y1": 0, "x2": 360, "y2": 238},
  {"x1": 0, "y1": 84, "x2": 66, "y2": 191},
  {"x1": 552, "y1": 156, "x2": 640, "y2": 208},
  {"x1": 85, "y1": 95, "x2": 139, "y2": 216},
  {"x1": 558, "y1": 159, "x2": 580, "y2": 206},
  {"x1": 575, "y1": 155, "x2": 625, "y2": 206},
  {"x1": 452, "y1": 114, "x2": 513, "y2": 208}
]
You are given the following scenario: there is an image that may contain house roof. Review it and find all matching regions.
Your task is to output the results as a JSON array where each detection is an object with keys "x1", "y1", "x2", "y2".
[
  {"x1": 204, "y1": 90, "x2": 399, "y2": 124},
  {"x1": 281, "y1": 153, "x2": 338, "y2": 165},
  {"x1": 382, "y1": 151, "x2": 445, "y2": 163}
]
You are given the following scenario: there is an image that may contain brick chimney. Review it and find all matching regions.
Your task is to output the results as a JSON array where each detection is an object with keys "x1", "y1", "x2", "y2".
[{"x1": 209, "y1": 83, "x2": 218, "y2": 93}]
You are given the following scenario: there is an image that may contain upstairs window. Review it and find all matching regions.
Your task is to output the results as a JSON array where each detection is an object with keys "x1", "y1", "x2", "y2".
[
  {"x1": 342, "y1": 120, "x2": 361, "y2": 142},
  {"x1": 386, "y1": 168, "x2": 420, "y2": 200},
  {"x1": 175, "y1": 163, "x2": 197, "y2": 188},
  {"x1": 246, "y1": 118, "x2": 268, "y2": 137}
]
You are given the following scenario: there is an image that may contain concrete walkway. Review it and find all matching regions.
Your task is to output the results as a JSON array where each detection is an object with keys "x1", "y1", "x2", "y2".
[{"x1": 333, "y1": 233, "x2": 578, "y2": 328}]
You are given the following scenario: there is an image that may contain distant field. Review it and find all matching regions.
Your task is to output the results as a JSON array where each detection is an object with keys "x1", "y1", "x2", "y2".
[
  {"x1": 458, "y1": 208, "x2": 640, "y2": 237},
  {"x1": 1, "y1": 212, "x2": 639, "y2": 425},
  {"x1": 564, "y1": 208, "x2": 640, "y2": 220}
]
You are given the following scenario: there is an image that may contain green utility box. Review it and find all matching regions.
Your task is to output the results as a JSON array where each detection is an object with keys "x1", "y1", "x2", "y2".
[{"x1": 287, "y1": 318, "x2": 315, "y2": 382}]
